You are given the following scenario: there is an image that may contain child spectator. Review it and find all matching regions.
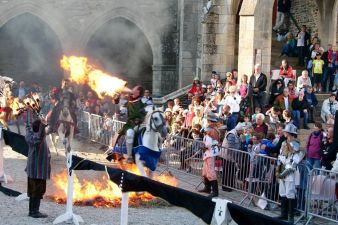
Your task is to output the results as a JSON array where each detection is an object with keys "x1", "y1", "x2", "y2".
[
  {"x1": 265, "y1": 107, "x2": 280, "y2": 131},
  {"x1": 306, "y1": 122, "x2": 323, "y2": 169},
  {"x1": 210, "y1": 71, "x2": 217, "y2": 89},
  {"x1": 259, "y1": 133, "x2": 276, "y2": 156},
  {"x1": 312, "y1": 52, "x2": 325, "y2": 92},
  {"x1": 183, "y1": 104, "x2": 195, "y2": 129},
  {"x1": 239, "y1": 74, "x2": 249, "y2": 98},
  {"x1": 173, "y1": 98, "x2": 181, "y2": 112}
]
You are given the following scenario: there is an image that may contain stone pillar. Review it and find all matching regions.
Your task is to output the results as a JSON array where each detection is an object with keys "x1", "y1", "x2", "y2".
[
  {"x1": 152, "y1": 65, "x2": 178, "y2": 97},
  {"x1": 201, "y1": 0, "x2": 236, "y2": 82},
  {"x1": 316, "y1": 0, "x2": 338, "y2": 46}
]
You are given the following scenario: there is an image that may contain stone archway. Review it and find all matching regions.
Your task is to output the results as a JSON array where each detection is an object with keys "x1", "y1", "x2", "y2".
[
  {"x1": 79, "y1": 7, "x2": 163, "y2": 95},
  {"x1": 0, "y1": 13, "x2": 64, "y2": 87},
  {"x1": 0, "y1": 1, "x2": 69, "y2": 51},
  {"x1": 84, "y1": 17, "x2": 154, "y2": 91}
]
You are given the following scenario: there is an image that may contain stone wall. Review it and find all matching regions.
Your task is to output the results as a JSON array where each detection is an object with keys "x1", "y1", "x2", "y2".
[{"x1": 289, "y1": 0, "x2": 319, "y2": 37}]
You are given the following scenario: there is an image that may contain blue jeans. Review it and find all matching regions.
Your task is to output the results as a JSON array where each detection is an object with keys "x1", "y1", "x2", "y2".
[
  {"x1": 292, "y1": 110, "x2": 308, "y2": 128},
  {"x1": 322, "y1": 66, "x2": 335, "y2": 92},
  {"x1": 307, "y1": 158, "x2": 321, "y2": 170}
]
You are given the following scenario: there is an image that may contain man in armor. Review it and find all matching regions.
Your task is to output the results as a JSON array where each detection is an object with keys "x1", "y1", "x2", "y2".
[
  {"x1": 276, "y1": 123, "x2": 304, "y2": 223},
  {"x1": 118, "y1": 85, "x2": 147, "y2": 163}
]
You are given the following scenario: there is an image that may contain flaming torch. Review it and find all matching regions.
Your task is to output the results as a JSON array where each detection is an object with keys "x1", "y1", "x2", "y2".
[
  {"x1": 15, "y1": 93, "x2": 45, "y2": 122},
  {"x1": 60, "y1": 56, "x2": 127, "y2": 99}
]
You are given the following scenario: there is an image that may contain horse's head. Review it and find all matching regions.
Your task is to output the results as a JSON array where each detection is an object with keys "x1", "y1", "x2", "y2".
[{"x1": 147, "y1": 110, "x2": 167, "y2": 138}]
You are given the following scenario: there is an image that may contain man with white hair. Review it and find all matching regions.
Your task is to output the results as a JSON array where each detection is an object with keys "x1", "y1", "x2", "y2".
[
  {"x1": 321, "y1": 93, "x2": 338, "y2": 122},
  {"x1": 249, "y1": 64, "x2": 267, "y2": 112},
  {"x1": 253, "y1": 113, "x2": 268, "y2": 137},
  {"x1": 220, "y1": 124, "x2": 244, "y2": 191}
]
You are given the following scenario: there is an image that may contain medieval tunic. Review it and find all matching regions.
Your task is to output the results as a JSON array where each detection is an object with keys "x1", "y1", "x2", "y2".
[
  {"x1": 25, "y1": 124, "x2": 51, "y2": 198},
  {"x1": 202, "y1": 127, "x2": 220, "y2": 181},
  {"x1": 119, "y1": 98, "x2": 146, "y2": 134}
]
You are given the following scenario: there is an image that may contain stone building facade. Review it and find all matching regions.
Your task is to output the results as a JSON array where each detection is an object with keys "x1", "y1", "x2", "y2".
[{"x1": 0, "y1": 0, "x2": 336, "y2": 96}]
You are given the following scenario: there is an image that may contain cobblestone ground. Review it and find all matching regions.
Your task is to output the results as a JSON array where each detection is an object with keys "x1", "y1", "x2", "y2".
[{"x1": 0, "y1": 127, "x2": 335, "y2": 225}]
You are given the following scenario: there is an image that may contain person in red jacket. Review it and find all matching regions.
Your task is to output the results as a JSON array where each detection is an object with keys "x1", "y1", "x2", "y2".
[{"x1": 279, "y1": 59, "x2": 295, "y2": 86}]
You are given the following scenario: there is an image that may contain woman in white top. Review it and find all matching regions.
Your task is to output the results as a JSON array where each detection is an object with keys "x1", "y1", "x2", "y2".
[{"x1": 296, "y1": 70, "x2": 312, "y2": 91}]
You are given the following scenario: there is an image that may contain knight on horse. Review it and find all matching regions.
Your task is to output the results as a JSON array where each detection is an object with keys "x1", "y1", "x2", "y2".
[{"x1": 116, "y1": 85, "x2": 148, "y2": 163}]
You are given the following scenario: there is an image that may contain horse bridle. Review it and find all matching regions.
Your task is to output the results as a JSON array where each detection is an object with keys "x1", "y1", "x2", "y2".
[{"x1": 149, "y1": 110, "x2": 166, "y2": 133}]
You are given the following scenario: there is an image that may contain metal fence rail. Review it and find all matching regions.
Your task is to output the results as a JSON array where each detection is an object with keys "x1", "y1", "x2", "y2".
[
  {"x1": 75, "y1": 111, "x2": 338, "y2": 224},
  {"x1": 306, "y1": 168, "x2": 338, "y2": 224}
]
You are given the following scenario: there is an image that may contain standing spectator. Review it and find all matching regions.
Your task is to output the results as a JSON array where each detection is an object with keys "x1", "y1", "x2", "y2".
[
  {"x1": 296, "y1": 25, "x2": 310, "y2": 66},
  {"x1": 306, "y1": 122, "x2": 323, "y2": 169},
  {"x1": 25, "y1": 119, "x2": 50, "y2": 218},
  {"x1": 296, "y1": 70, "x2": 312, "y2": 92},
  {"x1": 304, "y1": 86, "x2": 318, "y2": 123},
  {"x1": 239, "y1": 74, "x2": 251, "y2": 118},
  {"x1": 192, "y1": 108, "x2": 203, "y2": 128},
  {"x1": 253, "y1": 113, "x2": 268, "y2": 137},
  {"x1": 232, "y1": 69, "x2": 239, "y2": 83},
  {"x1": 310, "y1": 42, "x2": 325, "y2": 59},
  {"x1": 249, "y1": 64, "x2": 267, "y2": 112},
  {"x1": 183, "y1": 104, "x2": 195, "y2": 130},
  {"x1": 273, "y1": 0, "x2": 291, "y2": 32},
  {"x1": 173, "y1": 98, "x2": 181, "y2": 112},
  {"x1": 16, "y1": 81, "x2": 27, "y2": 100},
  {"x1": 223, "y1": 86, "x2": 241, "y2": 122},
  {"x1": 276, "y1": 123, "x2": 303, "y2": 223},
  {"x1": 221, "y1": 124, "x2": 245, "y2": 192},
  {"x1": 279, "y1": 59, "x2": 295, "y2": 86},
  {"x1": 210, "y1": 71, "x2": 218, "y2": 89},
  {"x1": 312, "y1": 53, "x2": 325, "y2": 92},
  {"x1": 188, "y1": 77, "x2": 201, "y2": 95},
  {"x1": 239, "y1": 74, "x2": 249, "y2": 98},
  {"x1": 292, "y1": 90, "x2": 310, "y2": 129},
  {"x1": 322, "y1": 44, "x2": 336, "y2": 92},
  {"x1": 320, "y1": 127, "x2": 336, "y2": 170},
  {"x1": 321, "y1": 93, "x2": 338, "y2": 122},
  {"x1": 265, "y1": 107, "x2": 280, "y2": 131},
  {"x1": 274, "y1": 88, "x2": 293, "y2": 112},
  {"x1": 269, "y1": 79, "x2": 284, "y2": 105}
]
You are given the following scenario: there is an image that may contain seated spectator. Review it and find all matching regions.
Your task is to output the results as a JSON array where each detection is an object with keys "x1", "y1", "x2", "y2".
[
  {"x1": 253, "y1": 113, "x2": 268, "y2": 137},
  {"x1": 226, "y1": 72, "x2": 236, "y2": 86},
  {"x1": 306, "y1": 122, "x2": 323, "y2": 169},
  {"x1": 188, "y1": 77, "x2": 201, "y2": 94},
  {"x1": 218, "y1": 104, "x2": 236, "y2": 131},
  {"x1": 269, "y1": 79, "x2": 284, "y2": 105},
  {"x1": 279, "y1": 59, "x2": 295, "y2": 86},
  {"x1": 296, "y1": 70, "x2": 312, "y2": 92},
  {"x1": 292, "y1": 90, "x2": 310, "y2": 129},
  {"x1": 216, "y1": 80, "x2": 224, "y2": 93},
  {"x1": 173, "y1": 98, "x2": 181, "y2": 112},
  {"x1": 320, "y1": 93, "x2": 338, "y2": 122},
  {"x1": 287, "y1": 81, "x2": 298, "y2": 99},
  {"x1": 205, "y1": 84, "x2": 216, "y2": 98},
  {"x1": 251, "y1": 107, "x2": 262, "y2": 123},
  {"x1": 282, "y1": 109, "x2": 294, "y2": 125},
  {"x1": 192, "y1": 97, "x2": 204, "y2": 113},
  {"x1": 304, "y1": 86, "x2": 318, "y2": 123},
  {"x1": 265, "y1": 107, "x2": 280, "y2": 131},
  {"x1": 320, "y1": 127, "x2": 336, "y2": 170},
  {"x1": 281, "y1": 32, "x2": 297, "y2": 57},
  {"x1": 274, "y1": 87, "x2": 293, "y2": 112}
]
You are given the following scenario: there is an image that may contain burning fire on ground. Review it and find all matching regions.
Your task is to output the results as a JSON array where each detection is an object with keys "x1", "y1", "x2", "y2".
[
  {"x1": 51, "y1": 164, "x2": 177, "y2": 208},
  {"x1": 60, "y1": 55, "x2": 127, "y2": 99}
]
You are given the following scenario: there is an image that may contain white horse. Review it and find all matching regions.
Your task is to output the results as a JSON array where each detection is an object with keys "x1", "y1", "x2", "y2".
[{"x1": 133, "y1": 108, "x2": 167, "y2": 178}]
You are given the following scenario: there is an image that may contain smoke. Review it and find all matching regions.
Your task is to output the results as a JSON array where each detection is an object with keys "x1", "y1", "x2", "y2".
[{"x1": 0, "y1": 13, "x2": 63, "y2": 88}]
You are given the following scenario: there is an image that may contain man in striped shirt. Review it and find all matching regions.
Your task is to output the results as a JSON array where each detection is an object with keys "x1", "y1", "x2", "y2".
[{"x1": 25, "y1": 119, "x2": 51, "y2": 218}]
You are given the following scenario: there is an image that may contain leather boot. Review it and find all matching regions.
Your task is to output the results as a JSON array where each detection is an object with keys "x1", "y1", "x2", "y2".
[
  {"x1": 275, "y1": 197, "x2": 288, "y2": 220},
  {"x1": 28, "y1": 197, "x2": 33, "y2": 216},
  {"x1": 198, "y1": 177, "x2": 211, "y2": 194},
  {"x1": 208, "y1": 180, "x2": 219, "y2": 198},
  {"x1": 288, "y1": 198, "x2": 296, "y2": 224},
  {"x1": 29, "y1": 198, "x2": 48, "y2": 218}
]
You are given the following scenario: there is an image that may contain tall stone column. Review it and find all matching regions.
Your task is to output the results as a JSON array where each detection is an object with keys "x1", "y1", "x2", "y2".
[
  {"x1": 316, "y1": 0, "x2": 338, "y2": 46},
  {"x1": 201, "y1": 0, "x2": 236, "y2": 82}
]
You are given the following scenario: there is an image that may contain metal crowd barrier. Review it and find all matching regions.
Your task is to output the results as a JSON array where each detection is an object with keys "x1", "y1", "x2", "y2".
[
  {"x1": 305, "y1": 168, "x2": 338, "y2": 224},
  {"x1": 77, "y1": 110, "x2": 125, "y2": 146}
]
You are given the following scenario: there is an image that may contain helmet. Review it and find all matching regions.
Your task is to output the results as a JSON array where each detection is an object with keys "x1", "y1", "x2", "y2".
[{"x1": 283, "y1": 123, "x2": 298, "y2": 135}]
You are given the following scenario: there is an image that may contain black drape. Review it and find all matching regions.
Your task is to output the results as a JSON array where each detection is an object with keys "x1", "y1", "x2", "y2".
[{"x1": 3, "y1": 129, "x2": 29, "y2": 157}]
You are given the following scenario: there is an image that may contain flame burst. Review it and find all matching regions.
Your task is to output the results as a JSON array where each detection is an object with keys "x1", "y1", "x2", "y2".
[
  {"x1": 60, "y1": 56, "x2": 127, "y2": 99},
  {"x1": 51, "y1": 165, "x2": 177, "y2": 208}
]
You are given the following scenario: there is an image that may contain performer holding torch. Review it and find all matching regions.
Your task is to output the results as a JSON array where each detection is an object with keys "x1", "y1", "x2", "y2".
[{"x1": 275, "y1": 123, "x2": 304, "y2": 223}]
